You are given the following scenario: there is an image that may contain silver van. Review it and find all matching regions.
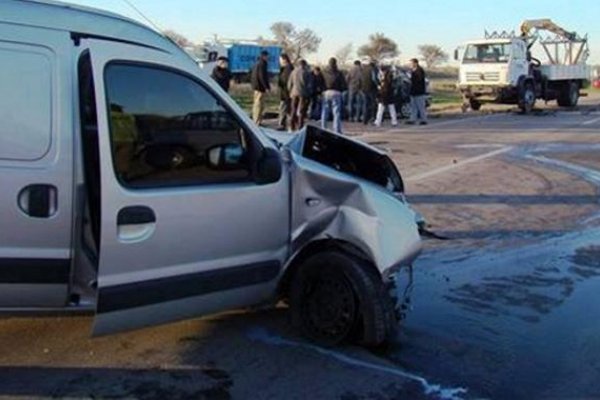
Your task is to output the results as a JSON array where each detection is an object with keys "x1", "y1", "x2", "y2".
[{"x1": 0, "y1": 0, "x2": 421, "y2": 346}]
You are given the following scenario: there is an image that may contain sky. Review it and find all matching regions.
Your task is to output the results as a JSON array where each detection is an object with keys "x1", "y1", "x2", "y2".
[{"x1": 69, "y1": 0, "x2": 600, "y2": 65}]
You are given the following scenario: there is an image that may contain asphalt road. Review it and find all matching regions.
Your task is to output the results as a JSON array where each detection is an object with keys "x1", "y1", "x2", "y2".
[{"x1": 1, "y1": 99, "x2": 600, "y2": 400}]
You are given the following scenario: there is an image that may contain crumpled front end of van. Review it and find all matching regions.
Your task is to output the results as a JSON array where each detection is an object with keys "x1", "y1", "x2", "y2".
[{"x1": 265, "y1": 125, "x2": 422, "y2": 278}]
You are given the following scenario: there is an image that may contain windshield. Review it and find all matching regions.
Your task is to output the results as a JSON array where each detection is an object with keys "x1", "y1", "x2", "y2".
[{"x1": 463, "y1": 43, "x2": 511, "y2": 63}]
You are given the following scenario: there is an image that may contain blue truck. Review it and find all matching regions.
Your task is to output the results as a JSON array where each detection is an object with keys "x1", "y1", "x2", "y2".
[{"x1": 202, "y1": 43, "x2": 282, "y2": 77}]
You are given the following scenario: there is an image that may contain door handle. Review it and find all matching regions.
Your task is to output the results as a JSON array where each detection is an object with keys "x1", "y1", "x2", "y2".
[
  {"x1": 18, "y1": 184, "x2": 57, "y2": 218},
  {"x1": 117, "y1": 206, "x2": 156, "y2": 225},
  {"x1": 116, "y1": 206, "x2": 156, "y2": 243}
]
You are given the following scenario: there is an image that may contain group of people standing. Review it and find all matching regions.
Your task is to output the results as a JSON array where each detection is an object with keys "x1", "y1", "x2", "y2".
[{"x1": 210, "y1": 50, "x2": 429, "y2": 135}]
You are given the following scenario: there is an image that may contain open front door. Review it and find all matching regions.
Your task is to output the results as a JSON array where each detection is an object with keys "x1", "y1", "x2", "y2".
[{"x1": 83, "y1": 39, "x2": 289, "y2": 335}]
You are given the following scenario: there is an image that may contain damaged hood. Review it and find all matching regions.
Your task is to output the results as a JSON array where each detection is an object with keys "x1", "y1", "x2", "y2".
[{"x1": 270, "y1": 125, "x2": 422, "y2": 276}]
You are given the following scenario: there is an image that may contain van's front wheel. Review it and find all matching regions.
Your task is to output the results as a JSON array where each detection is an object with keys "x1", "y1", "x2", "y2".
[{"x1": 290, "y1": 251, "x2": 397, "y2": 347}]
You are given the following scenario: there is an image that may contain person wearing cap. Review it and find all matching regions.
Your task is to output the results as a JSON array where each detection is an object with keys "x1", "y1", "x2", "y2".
[
  {"x1": 210, "y1": 56, "x2": 232, "y2": 93},
  {"x1": 407, "y1": 58, "x2": 428, "y2": 125},
  {"x1": 251, "y1": 50, "x2": 271, "y2": 125},
  {"x1": 321, "y1": 57, "x2": 347, "y2": 134}
]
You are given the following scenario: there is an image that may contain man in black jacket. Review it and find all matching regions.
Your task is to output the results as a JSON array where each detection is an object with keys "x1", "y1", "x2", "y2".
[
  {"x1": 251, "y1": 51, "x2": 270, "y2": 125},
  {"x1": 360, "y1": 60, "x2": 379, "y2": 125},
  {"x1": 210, "y1": 56, "x2": 232, "y2": 93},
  {"x1": 277, "y1": 53, "x2": 293, "y2": 131},
  {"x1": 407, "y1": 58, "x2": 428, "y2": 125},
  {"x1": 321, "y1": 57, "x2": 347, "y2": 133}
]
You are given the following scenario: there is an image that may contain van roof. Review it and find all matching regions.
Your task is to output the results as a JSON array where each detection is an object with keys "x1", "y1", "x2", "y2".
[{"x1": 0, "y1": 0, "x2": 182, "y2": 54}]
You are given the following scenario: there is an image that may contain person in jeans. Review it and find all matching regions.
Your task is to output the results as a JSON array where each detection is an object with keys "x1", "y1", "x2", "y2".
[
  {"x1": 346, "y1": 60, "x2": 362, "y2": 122},
  {"x1": 288, "y1": 59, "x2": 312, "y2": 131},
  {"x1": 251, "y1": 51, "x2": 270, "y2": 125},
  {"x1": 374, "y1": 65, "x2": 398, "y2": 127},
  {"x1": 407, "y1": 58, "x2": 428, "y2": 125},
  {"x1": 321, "y1": 57, "x2": 347, "y2": 134},
  {"x1": 277, "y1": 53, "x2": 293, "y2": 131},
  {"x1": 360, "y1": 60, "x2": 379, "y2": 125},
  {"x1": 309, "y1": 66, "x2": 325, "y2": 120},
  {"x1": 210, "y1": 56, "x2": 232, "y2": 93}
]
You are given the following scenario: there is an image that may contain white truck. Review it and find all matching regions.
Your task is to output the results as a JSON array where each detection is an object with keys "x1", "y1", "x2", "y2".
[{"x1": 456, "y1": 19, "x2": 591, "y2": 113}]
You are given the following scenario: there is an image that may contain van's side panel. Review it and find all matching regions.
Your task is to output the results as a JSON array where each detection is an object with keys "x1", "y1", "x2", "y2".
[{"x1": 0, "y1": 23, "x2": 74, "y2": 307}]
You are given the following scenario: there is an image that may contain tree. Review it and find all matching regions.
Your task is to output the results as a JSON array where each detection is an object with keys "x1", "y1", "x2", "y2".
[
  {"x1": 270, "y1": 22, "x2": 322, "y2": 61},
  {"x1": 418, "y1": 44, "x2": 449, "y2": 68},
  {"x1": 335, "y1": 43, "x2": 354, "y2": 65},
  {"x1": 357, "y1": 33, "x2": 399, "y2": 61},
  {"x1": 163, "y1": 29, "x2": 193, "y2": 47}
]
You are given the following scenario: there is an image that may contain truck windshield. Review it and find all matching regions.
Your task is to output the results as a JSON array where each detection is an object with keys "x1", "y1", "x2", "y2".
[{"x1": 463, "y1": 43, "x2": 511, "y2": 63}]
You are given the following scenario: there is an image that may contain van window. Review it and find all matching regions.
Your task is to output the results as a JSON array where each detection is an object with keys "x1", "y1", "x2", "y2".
[
  {"x1": 0, "y1": 46, "x2": 52, "y2": 161},
  {"x1": 104, "y1": 63, "x2": 251, "y2": 189}
]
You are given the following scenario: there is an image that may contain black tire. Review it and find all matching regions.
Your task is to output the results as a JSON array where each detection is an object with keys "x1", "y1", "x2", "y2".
[
  {"x1": 557, "y1": 81, "x2": 579, "y2": 108},
  {"x1": 290, "y1": 250, "x2": 397, "y2": 347},
  {"x1": 518, "y1": 83, "x2": 536, "y2": 114},
  {"x1": 469, "y1": 99, "x2": 482, "y2": 111}
]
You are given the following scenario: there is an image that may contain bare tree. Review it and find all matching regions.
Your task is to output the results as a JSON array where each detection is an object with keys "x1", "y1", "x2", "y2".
[
  {"x1": 163, "y1": 29, "x2": 193, "y2": 47},
  {"x1": 270, "y1": 22, "x2": 322, "y2": 61},
  {"x1": 335, "y1": 43, "x2": 354, "y2": 65},
  {"x1": 357, "y1": 33, "x2": 399, "y2": 62},
  {"x1": 418, "y1": 44, "x2": 449, "y2": 68}
]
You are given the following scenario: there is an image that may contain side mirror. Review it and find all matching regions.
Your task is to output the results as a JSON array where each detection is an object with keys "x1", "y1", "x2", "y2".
[
  {"x1": 255, "y1": 147, "x2": 282, "y2": 185},
  {"x1": 206, "y1": 143, "x2": 244, "y2": 170},
  {"x1": 454, "y1": 49, "x2": 459, "y2": 61}
]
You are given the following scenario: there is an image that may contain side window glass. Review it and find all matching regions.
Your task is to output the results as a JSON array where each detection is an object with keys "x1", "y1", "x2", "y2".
[{"x1": 105, "y1": 64, "x2": 251, "y2": 188}]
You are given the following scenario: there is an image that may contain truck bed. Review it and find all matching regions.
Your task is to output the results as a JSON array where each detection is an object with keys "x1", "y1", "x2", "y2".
[{"x1": 540, "y1": 64, "x2": 590, "y2": 81}]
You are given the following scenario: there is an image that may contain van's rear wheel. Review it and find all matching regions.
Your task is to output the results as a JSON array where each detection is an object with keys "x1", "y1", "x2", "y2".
[
  {"x1": 290, "y1": 251, "x2": 397, "y2": 347},
  {"x1": 557, "y1": 81, "x2": 579, "y2": 108},
  {"x1": 519, "y1": 83, "x2": 536, "y2": 114}
]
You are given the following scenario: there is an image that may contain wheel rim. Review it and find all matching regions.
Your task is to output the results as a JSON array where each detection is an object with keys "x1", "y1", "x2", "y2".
[
  {"x1": 523, "y1": 88, "x2": 535, "y2": 112},
  {"x1": 301, "y1": 271, "x2": 357, "y2": 343}
]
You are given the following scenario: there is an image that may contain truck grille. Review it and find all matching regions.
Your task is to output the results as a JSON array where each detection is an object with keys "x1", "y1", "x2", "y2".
[{"x1": 466, "y1": 72, "x2": 500, "y2": 82}]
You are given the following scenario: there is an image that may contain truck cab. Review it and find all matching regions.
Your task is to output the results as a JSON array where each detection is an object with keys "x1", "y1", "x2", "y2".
[{"x1": 457, "y1": 38, "x2": 529, "y2": 110}]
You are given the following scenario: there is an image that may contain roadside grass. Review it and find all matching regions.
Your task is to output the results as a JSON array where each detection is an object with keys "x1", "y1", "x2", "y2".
[
  {"x1": 229, "y1": 78, "x2": 464, "y2": 115},
  {"x1": 230, "y1": 83, "x2": 280, "y2": 116}
]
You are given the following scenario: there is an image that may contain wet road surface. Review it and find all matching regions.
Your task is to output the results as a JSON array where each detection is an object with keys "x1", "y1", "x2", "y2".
[{"x1": 1, "y1": 102, "x2": 600, "y2": 399}]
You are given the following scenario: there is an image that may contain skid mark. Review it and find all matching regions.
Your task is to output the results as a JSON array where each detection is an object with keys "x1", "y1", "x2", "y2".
[
  {"x1": 247, "y1": 327, "x2": 468, "y2": 400},
  {"x1": 406, "y1": 146, "x2": 512, "y2": 182}
]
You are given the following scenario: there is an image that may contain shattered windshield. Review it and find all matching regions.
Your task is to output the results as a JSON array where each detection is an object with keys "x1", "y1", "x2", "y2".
[{"x1": 463, "y1": 43, "x2": 511, "y2": 63}]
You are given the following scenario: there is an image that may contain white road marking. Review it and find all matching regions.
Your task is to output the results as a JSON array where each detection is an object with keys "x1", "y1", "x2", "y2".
[
  {"x1": 406, "y1": 146, "x2": 513, "y2": 182},
  {"x1": 582, "y1": 116, "x2": 600, "y2": 126},
  {"x1": 247, "y1": 327, "x2": 468, "y2": 400}
]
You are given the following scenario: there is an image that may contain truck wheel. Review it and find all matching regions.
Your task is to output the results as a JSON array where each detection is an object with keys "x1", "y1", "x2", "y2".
[
  {"x1": 519, "y1": 83, "x2": 536, "y2": 114},
  {"x1": 557, "y1": 81, "x2": 579, "y2": 108},
  {"x1": 469, "y1": 99, "x2": 482, "y2": 111},
  {"x1": 290, "y1": 250, "x2": 397, "y2": 347}
]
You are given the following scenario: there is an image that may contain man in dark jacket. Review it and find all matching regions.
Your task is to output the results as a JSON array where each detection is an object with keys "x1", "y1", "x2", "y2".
[
  {"x1": 288, "y1": 59, "x2": 312, "y2": 131},
  {"x1": 210, "y1": 56, "x2": 232, "y2": 92},
  {"x1": 251, "y1": 51, "x2": 270, "y2": 125},
  {"x1": 321, "y1": 57, "x2": 347, "y2": 134},
  {"x1": 277, "y1": 53, "x2": 293, "y2": 131},
  {"x1": 360, "y1": 60, "x2": 379, "y2": 125},
  {"x1": 407, "y1": 58, "x2": 428, "y2": 125},
  {"x1": 309, "y1": 66, "x2": 325, "y2": 120},
  {"x1": 346, "y1": 60, "x2": 362, "y2": 122}
]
